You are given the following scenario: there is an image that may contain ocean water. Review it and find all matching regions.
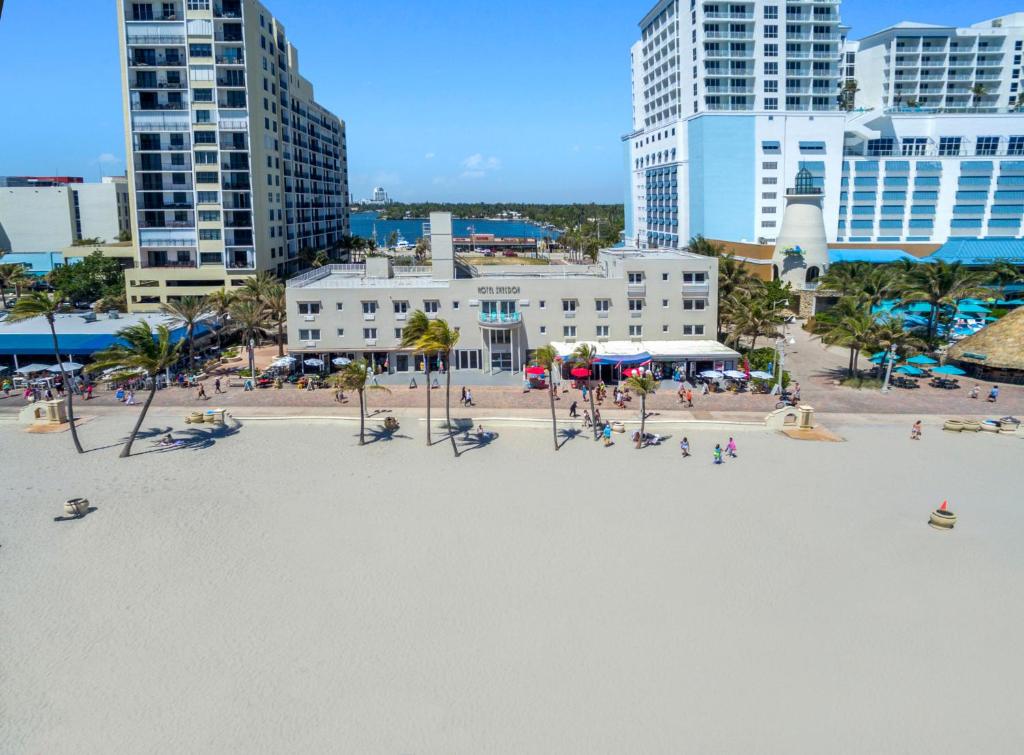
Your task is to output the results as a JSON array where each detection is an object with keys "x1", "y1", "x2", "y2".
[{"x1": 349, "y1": 211, "x2": 557, "y2": 243}]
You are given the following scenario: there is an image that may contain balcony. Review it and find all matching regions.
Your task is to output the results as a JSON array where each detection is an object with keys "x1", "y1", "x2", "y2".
[
  {"x1": 704, "y1": 11, "x2": 754, "y2": 19},
  {"x1": 129, "y1": 56, "x2": 185, "y2": 68},
  {"x1": 126, "y1": 34, "x2": 186, "y2": 45},
  {"x1": 681, "y1": 282, "x2": 711, "y2": 296},
  {"x1": 478, "y1": 311, "x2": 522, "y2": 328}
]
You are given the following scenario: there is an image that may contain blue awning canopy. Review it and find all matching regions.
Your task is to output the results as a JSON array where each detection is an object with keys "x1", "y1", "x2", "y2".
[{"x1": 596, "y1": 352, "x2": 652, "y2": 366}]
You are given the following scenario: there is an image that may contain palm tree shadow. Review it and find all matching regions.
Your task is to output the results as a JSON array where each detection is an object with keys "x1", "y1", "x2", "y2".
[
  {"x1": 53, "y1": 506, "x2": 98, "y2": 522},
  {"x1": 88, "y1": 425, "x2": 173, "y2": 453},
  {"x1": 127, "y1": 418, "x2": 243, "y2": 456},
  {"x1": 557, "y1": 427, "x2": 583, "y2": 449},
  {"x1": 432, "y1": 417, "x2": 472, "y2": 447},
  {"x1": 360, "y1": 425, "x2": 413, "y2": 444},
  {"x1": 456, "y1": 429, "x2": 499, "y2": 453}
]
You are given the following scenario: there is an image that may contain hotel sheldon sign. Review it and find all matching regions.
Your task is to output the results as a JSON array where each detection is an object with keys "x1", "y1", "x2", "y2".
[{"x1": 477, "y1": 286, "x2": 521, "y2": 296}]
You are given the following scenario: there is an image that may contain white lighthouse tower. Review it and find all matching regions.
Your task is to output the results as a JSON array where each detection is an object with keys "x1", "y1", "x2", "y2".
[{"x1": 772, "y1": 168, "x2": 830, "y2": 314}]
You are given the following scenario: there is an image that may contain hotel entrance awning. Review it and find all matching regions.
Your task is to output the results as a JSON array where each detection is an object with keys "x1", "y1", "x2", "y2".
[{"x1": 551, "y1": 340, "x2": 740, "y2": 362}]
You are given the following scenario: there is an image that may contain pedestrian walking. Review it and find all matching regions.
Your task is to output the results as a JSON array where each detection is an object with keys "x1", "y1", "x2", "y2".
[
  {"x1": 726, "y1": 436, "x2": 737, "y2": 458},
  {"x1": 582, "y1": 409, "x2": 593, "y2": 428},
  {"x1": 677, "y1": 385, "x2": 685, "y2": 404},
  {"x1": 569, "y1": 400, "x2": 578, "y2": 418},
  {"x1": 593, "y1": 408, "x2": 602, "y2": 427},
  {"x1": 910, "y1": 420, "x2": 922, "y2": 440},
  {"x1": 713, "y1": 443, "x2": 723, "y2": 464},
  {"x1": 987, "y1": 385, "x2": 1000, "y2": 403},
  {"x1": 581, "y1": 384, "x2": 588, "y2": 401},
  {"x1": 465, "y1": 388, "x2": 474, "y2": 407},
  {"x1": 44, "y1": 388, "x2": 54, "y2": 402},
  {"x1": 214, "y1": 377, "x2": 223, "y2": 394},
  {"x1": 602, "y1": 423, "x2": 613, "y2": 446},
  {"x1": 968, "y1": 384, "x2": 980, "y2": 399},
  {"x1": 686, "y1": 388, "x2": 693, "y2": 407},
  {"x1": 1, "y1": 379, "x2": 11, "y2": 398},
  {"x1": 85, "y1": 383, "x2": 94, "y2": 400},
  {"x1": 197, "y1": 383, "x2": 208, "y2": 400},
  {"x1": 680, "y1": 437, "x2": 690, "y2": 457},
  {"x1": 460, "y1": 386, "x2": 468, "y2": 406},
  {"x1": 701, "y1": 382, "x2": 709, "y2": 396},
  {"x1": 793, "y1": 382, "x2": 801, "y2": 403},
  {"x1": 125, "y1": 389, "x2": 136, "y2": 405}
]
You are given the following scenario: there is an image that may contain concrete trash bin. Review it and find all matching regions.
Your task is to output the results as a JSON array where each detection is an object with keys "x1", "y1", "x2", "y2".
[
  {"x1": 797, "y1": 405, "x2": 814, "y2": 429},
  {"x1": 44, "y1": 399, "x2": 67, "y2": 424}
]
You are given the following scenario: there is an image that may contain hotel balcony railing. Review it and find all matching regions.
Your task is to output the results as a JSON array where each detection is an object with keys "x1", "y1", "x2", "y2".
[
  {"x1": 133, "y1": 102, "x2": 188, "y2": 111},
  {"x1": 131, "y1": 80, "x2": 188, "y2": 89},
  {"x1": 705, "y1": 86, "x2": 754, "y2": 93},
  {"x1": 680, "y1": 283, "x2": 710, "y2": 295},
  {"x1": 126, "y1": 34, "x2": 186, "y2": 45},
  {"x1": 478, "y1": 312, "x2": 522, "y2": 326},
  {"x1": 704, "y1": 11, "x2": 753, "y2": 19},
  {"x1": 704, "y1": 102, "x2": 755, "y2": 110},
  {"x1": 215, "y1": 55, "x2": 244, "y2": 64},
  {"x1": 141, "y1": 201, "x2": 194, "y2": 210},
  {"x1": 216, "y1": 77, "x2": 247, "y2": 87},
  {"x1": 704, "y1": 31, "x2": 754, "y2": 40},
  {"x1": 138, "y1": 220, "x2": 194, "y2": 229},
  {"x1": 214, "y1": 6, "x2": 243, "y2": 18},
  {"x1": 130, "y1": 57, "x2": 186, "y2": 67}
]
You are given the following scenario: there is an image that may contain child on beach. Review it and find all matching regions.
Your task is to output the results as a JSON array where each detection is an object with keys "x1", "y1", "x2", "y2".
[
  {"x1": 911, "y1": 420, "x2": 922, "y2": 440},
  {"x1": 582, "y1": 409, "x2": 592, "y2": 428},
  {"x1": 602, "y1": 423, "x2": 613, "y2": 446},
  {"x1": 197, "y1": 383, "x2": 208, "y2": 400},
  {"x1": 713, "y1": 444, "x2": 723, "y2": 464},
  {"x1": 726, "y1": 437, "x2": 737, "y2": 458},
  {"x1": 680, "y1": 437, "x2": 690, "y2": 457}
]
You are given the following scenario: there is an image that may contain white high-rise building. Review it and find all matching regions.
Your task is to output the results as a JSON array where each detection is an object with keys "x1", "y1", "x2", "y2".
[
  {"x1": 624, "y1": 2, "x2": 1024, "y2": 251},
  {"x1": 116, "y1": 0, "x2": 349, "y2": 311}
]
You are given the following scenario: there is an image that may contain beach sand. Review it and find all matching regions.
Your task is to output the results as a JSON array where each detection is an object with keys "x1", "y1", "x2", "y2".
[{"x1": 1, "y1": 414, "x2": 1022, "y2": 753}]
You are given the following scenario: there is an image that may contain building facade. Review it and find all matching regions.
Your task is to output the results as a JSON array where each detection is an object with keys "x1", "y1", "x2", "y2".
[
  {"x1": 116, "y1": 0, "x2": 349, "y2": 311},
  {"x1": 285, "y1": 214, "x2": 736, "y2": 379},
  {"x1": 0, "y1": 179, "x2": 129, "y2": 253},
  {"x1": 624, "y1": 2, "x2": 1024, "y2": 250}
]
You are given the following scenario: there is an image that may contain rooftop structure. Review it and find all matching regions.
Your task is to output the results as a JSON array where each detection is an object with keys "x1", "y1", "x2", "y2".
[
  {"x1": 285, "y1": 213, "x2": 735, "y2": 378},
  {"x1": 116, "y1": 0, "x2": 349, "y2": 311},
  {"x1": 0, "y1": 179, "x2": 130, "y2": 253}
]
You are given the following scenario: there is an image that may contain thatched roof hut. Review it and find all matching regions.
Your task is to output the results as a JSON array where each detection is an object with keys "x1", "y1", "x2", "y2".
[{"x1": 948, "y1": 307, "x2": 1024, "y2": 380}]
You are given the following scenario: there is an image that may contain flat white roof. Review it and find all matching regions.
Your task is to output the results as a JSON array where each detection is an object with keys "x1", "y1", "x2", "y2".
[{"x1": 0, "y1": 311, "x2": 175, "y2": 336}]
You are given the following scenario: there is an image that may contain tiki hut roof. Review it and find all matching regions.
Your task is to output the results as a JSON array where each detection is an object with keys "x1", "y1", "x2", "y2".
[{"x1": 948, "y1": 307, "x2": 1024, "y2": 371}]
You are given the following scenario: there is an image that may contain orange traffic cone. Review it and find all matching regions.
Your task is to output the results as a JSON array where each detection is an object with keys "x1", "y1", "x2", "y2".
[
  {"x1": 930, "y1": 500, "x2": 956, "y2": 530},
  {"x1": 939, "y1": 500, "x2": 948, "y2": 511}
]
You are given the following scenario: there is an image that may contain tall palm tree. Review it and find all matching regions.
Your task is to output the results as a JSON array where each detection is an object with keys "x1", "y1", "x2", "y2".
[
  {"x1": 571, "y1": 342, "x2": 600, "y2": 441},
  {"x1": 334, "y1": 358, "x2": 388, "y2": 445},
  {"x1": 624, "y1": 373, "x2": 658, "y2": 447},
  {"x1": 400, "y1": 310, "x2": 433, "y2": 445},
  {"x1": 0, "y1": 263, "x2": 28, "y2": 308},
  {"x1": 206, "y1": 287, "x2": 237, "y2": 349},
  {"x1": 160, "y1": 295, "x2": 211, "y2": 372},
  {"x1": 9, "y1": 291, "x2": 84, "y2": 453},
  {"x1": 686, "y1": 235, "x2": 724, "y2": 257},
  {"x1": 418, "y1": 319, "x2": 461, "y2": 457},
  {"x1": 987, "y1": 261, "x2": 1023, "y2": 301},
  {"x1": 265, "y1": 284, "x2": 288, "y2": 357},
  {"x1": 726, "y1": 296, "x2": 785, "y2": 352},
  {"x1": 228, "y1": 297, "x2": 269, "y2": 381},
  {"x1": 89, "y1": 322, "x2": 182, "y2": 458},
  {"x1": 901, "y1": 260, "x2": 992, "y2": 342},
  {"x1": 532, "y1": 344, "x2": 560, "y2": 451},
  {"x1": 813, "y1": 300, "x2": 878, "y2": 377},
  {"x1": 716, "y1": 254, "x2": 760, "y2": 340}
]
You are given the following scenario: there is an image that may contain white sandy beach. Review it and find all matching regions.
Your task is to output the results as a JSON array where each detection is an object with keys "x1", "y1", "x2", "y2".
[{"x1": 1, "y1": 413, "x2": 1023, "y2": 753}]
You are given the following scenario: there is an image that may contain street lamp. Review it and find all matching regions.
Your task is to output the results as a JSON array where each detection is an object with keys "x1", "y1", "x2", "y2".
[{"x1": 881, "y1": 343, "x2": 897, "y2": 393}]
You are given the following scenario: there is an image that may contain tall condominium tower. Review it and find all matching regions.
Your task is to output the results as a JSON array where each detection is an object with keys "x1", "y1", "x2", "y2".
[
  {"x1": 116, "y1": 0, "x2": 349, "y2": 311},
  {"x1": 625, "y1": 1, "x2": 1024, "y2": 251}
]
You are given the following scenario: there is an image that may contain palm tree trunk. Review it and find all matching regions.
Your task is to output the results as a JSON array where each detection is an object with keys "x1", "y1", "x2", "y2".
[
  {"x1": 358, "y1": 389, "x2": 365, "y2": 445},
  {"x1": 48, "y1": 321, "x2": 83, "y2": 454},
  {"x1": 277, "y1": 321, "x2": 284, "y2": 357},
  {"x1": 444, "y1": 357, "x2": 459, "y2": 457},
  {"x1": 750, "y1": 335, "x2": 758, "y2": 353},
  {"x1": 549, "y1": 384, "x2": 559, "y2": 450},
  {"x1": 639, "y1": 395, "x2": 646, "y2": 446},
  {"x1": 424, "y1": 361, "x2": 432, "y2": 445},
  {"x1": 0, "y1": 288, "x2": 7, "y2": 308},
  {"x1": 588, "y1": 379, "x2": 598, "y2": 441},
  {"x1": 187, "y1": 325, "x2": 195, "y2": 372},
  {"x1": 848, "y1": 347, "x2": 856, "y2": 377},
  {"x1": 121, "y1": 379, "x2": 157, "y2": 458}
]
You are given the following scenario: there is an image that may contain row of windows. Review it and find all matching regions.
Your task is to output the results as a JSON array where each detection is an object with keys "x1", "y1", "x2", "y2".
[
  {"x1": 300, "y1": 324, "x2": 709, "y2": 342},
  {"x1": 298, "y1": 294, "x2": 709, "y2": 316}
]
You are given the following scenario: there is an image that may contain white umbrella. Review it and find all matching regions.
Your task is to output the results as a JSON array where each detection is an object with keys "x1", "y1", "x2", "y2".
[
  {"x1": 332, "y1": 357, "x2": 351, "y2": 366},
  {"x1": 749, "y1": 370, "x2": 773, "y2": 380},
  {"x1": 699, "y1": 370, "x2": 724, "y2": 379},
  {"x1": 15, "y1": 363, "x2": 51, "y2": 374},
  {"x1": 48, "y1": 361, "x2": 85, "y2": 373},
  {"x1": 303, "y1": 358, "x2": 324, "y2": 367},
  {"x1": 723, "y1": 369, "x2": 747, "y2": 379},
  {"x1": 275, "y1": 355, "x2": 297, "y2": 363}
]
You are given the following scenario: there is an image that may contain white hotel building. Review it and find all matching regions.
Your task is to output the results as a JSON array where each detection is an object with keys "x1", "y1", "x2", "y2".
[{"x1": 625, "y1": 1, "x2": 1024, "y2": 249}]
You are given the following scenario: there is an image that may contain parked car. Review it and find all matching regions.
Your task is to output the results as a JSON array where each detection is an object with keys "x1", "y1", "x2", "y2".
[
  {"x1": 482, "y1": 250, "x2": 495, "y2": 257},
  {"x1": 502, "y1": 250, "x2": 518, "y2": 257}
]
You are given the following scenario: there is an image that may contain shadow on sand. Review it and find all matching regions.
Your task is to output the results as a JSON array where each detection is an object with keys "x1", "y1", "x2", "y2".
[
  {"x1": 53, "y1": 506, "x2": 98, "y2": 523},
  {"x1": 128, "y1": 418, "x2": 244, "y2": 456},
  {"x1": 359, "y1": 424, "x2": 414, "y2": 444}
]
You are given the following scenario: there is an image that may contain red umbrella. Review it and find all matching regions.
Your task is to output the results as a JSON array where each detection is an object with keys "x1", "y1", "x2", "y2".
[
  {"x1": 570, "y1": 367, "x2": 590, "y2": 378},
  {"x1": 622, "y1": 367, "x2": 642, "y2": 378},
  {"x1": 525, "y1": 365, "x2": 546, "y2": 376}
]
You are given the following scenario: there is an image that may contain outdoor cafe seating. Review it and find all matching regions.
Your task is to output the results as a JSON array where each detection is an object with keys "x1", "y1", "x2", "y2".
[{"x1": 929, "y1": 377, "x2": 960, "y2": 390}]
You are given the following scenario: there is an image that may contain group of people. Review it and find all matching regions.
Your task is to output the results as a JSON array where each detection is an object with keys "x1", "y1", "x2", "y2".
[{"x1": 459, "y1": 386, "x2": 475, "y2": 407}]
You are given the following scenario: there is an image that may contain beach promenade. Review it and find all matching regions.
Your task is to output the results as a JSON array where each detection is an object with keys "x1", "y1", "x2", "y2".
[{"x1": 2, "y1": 411, "x2": 1023, "y2": 753}]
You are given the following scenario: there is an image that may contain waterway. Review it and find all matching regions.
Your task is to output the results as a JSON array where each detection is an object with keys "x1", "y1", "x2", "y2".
[{"x1": 349, "y1": 211, "x2": 557, "y2": 243}]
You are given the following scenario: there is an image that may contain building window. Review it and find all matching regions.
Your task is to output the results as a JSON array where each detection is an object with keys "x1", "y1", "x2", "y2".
[
  {"x1": 1008, "y1": 136, "x2": 1024, "y2": 156},
  {"x1": 764, "y1": 97, "x2": 778, "y2": 111},
  {"x1": 336, "y1": 328, "x2": 344, "y2": 337},
  {"x1": 661, "y1": 272, "x2": 669, "y2": 281},
  {"x1": 976, "y1": 136, "x2": 1000, "y2": 156},
  {"x1": 764, "y1": 5, "x2": 778, "y2": 19},
  {"x1": 939, "y1": 137, "x2": 963, "y2": 157},
  {"x1": 393, "y1": 300, "x2": 408, "y2": 314},
  {"x1": 539, "y1": 326, "x2": 547, "y2": 335},
  {"x1": 763, "y1": 176, "x2": 778, "y2": 184},
  {"x1": 198, "y1": 210, "x2": 220, "y2": 222},
  {"x1": 562, "y1": 299, "x2": 578, "y2": 313},
  {"x1": 595, "y1": 298, "x2": 610, "y2": 312},
  {"x1": 335, "y1": 302, "x2": 344, "y2": 311},
  {"x1": 683, "y1": 298, "x2": 707, "y2": 310},
  {"x1": 189, "y1": 44, "x2": 212, "y2": 58},
  {"x1": 394, "y1": 328, "x2": 403, "y2": 339},
  {"x1": 538, "y1": 299, "x2": 545, "y2": 309},
  {"x1": 764, "y1": 61, "x2": 778, "y2": 76},
  {"x1": 456, "y1": 350, "x2": 481, "y2": 369},
  {"x1": 297, "y1": 302, "x2": 320, "y2": 315},
  {"x1": 298, "y1": 329, "x2": 320, "y2": 341},
  {"x1": 363, "y1": 328, "x2": 377, "y2": 340},
  {"x1": 628, "y1": 299, "x2": 644, "y2": 312},
  {"x1": 563, "y1": 325, "x2": 577, "y2": 338},
  {"x1": 362, "y1": 301, "x2": 377, "y2": 317},
  {"x1": 424, "y1": 300, "x2": 439, "y2": 313},
  {"x1": 628, "y1": 271, "x2": 644, "y2": 284},
  {"x1": 199, "y1": 229, "x2": 220, "y2": 240},
  {"x1": 629, "y1": 325, "x2": 643, "y2": 337},
  {"x1": 596, "y1": 325, "x2": 609, "y2": 337},
  {"x1": 662, "y1": 299, "x2": 669, "y2": 308},
  {"x1": 682, "y1": 272, "x2": 707, "y2": 283}
]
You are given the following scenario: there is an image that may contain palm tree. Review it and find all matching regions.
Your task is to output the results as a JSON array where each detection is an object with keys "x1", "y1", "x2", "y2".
[
  {"x1": 838, "y1": 78, "x2": 860, "y2": 111},
  {"x1": 334, "y1": 358, "x2": 388, "y2": 445},
  {"x1": 624, "y1": 373, "x2": 658, "y2": 447},
  {"x1": 727, "y1": 296, "x2": 785, "y2": 352},
  {"x1": 417, "y1": 319, "x2": 461, "y2": 457},
  {"x1": 89, "y1": 322, "x2": 182, "y2": 458},
  {"x1": 971, "y1": 83, "x2": 988, "y2": 107},
  {"x1": 206, "y1": 287, "x2": 236, "y2": 349},
  {"x1": 571, "y1": 343, "x2": 600, "y2": 441},
  {"x1": 686, "y1": 235, "x2": 724, "y2": 257},
  {"x1": 160, "y1": 295, "x2": 211, "y2": 372},
  {"x1": 400, "y1": 310, "x2": 433, "y2": 445},
  {"x1": 987, "y1": 261, "x2": 1023, "y2": 301},
  {"x1": 813, "y1": 300, "x2": 878, "y2": 377},
  {"x1": 870, "y1": 315, "x2": 927, "y2": 364},
  {"x1": 240, "y1": 270, "x2": 278, "y2": 305},
  {"x1": 265, "y1": 284, "x2": 288, "y2": 357},
  {"x1": 820, "y1": 262, "x2": 898, "y2": 311},
  {"x1": 717, "y1": 255, "x2": 762, "y2": 340},
  {"x1": 0, "y1": 263, "x2": 32, "y2": 309},
  {"x1": 8, "y1": 291, "x2": 85, "y2": 453},
  {"x1": 228, "y1": 297, "x2": 269, "y2": 381},
  {"x1": 532, "y1": 344, "x2": 560, "y2": 451},
  {"x1": 901, "y1": 260, "x2": 992, "y2": 342}
]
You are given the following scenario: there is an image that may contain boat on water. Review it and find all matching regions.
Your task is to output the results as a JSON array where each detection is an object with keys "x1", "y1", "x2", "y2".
[{"x1": 394, "y1": 233, "x2": 414, "y2": 251}]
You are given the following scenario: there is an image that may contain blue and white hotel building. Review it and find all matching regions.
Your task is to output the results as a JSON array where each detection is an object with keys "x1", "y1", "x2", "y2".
[{"x1": 624, "y1": 1, "x2": 1024, "y2": 249}]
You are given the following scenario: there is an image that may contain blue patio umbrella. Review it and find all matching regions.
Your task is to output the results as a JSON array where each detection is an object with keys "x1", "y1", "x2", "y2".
[
  {"x1": 956, "y1": 303, "x2": 990, "y2": 315},
  {"x1": 931, "y1": 365, "x2": 967, "y2": 376},
  {"x1": 895, "y1": 365, "x2": 924, "y2": 376},
  {"x1": 905, "y1": 302, "x2": 934, "y2": 313},
  {"x1": 905, "y1": 354, "x2": 938, "y2": 365}
]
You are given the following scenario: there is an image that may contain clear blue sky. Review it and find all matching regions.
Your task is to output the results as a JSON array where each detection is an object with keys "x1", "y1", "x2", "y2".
[{"x1": 0, "y1": 0, "x2": 1019, "y2": 202}]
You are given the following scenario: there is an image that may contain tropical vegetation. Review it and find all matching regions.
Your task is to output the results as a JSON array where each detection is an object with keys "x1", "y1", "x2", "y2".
[{"x1": 531, "y1": 344, "x2": 561, "y2": 451}]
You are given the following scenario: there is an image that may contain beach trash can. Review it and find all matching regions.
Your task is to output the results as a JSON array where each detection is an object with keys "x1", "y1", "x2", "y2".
[
  {"x1": 205, "y1": 409, "x2": 226, "y2": 424},
  {"x1": 797, "y1": 405, "x2": 814, "y2": 429},
  {"x1": 44, "y1": 399, "x2": 67, "y2": 424}
]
